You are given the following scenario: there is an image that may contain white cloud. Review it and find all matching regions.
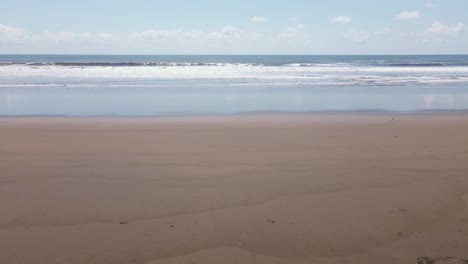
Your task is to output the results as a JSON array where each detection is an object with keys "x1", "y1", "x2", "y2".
[
  {"x1": 0, "y1": 24, "x2": 28, "y2": 42},
  {"x1": 251, "y1": 16, "x2": 269, "y2": 24},
  {"x1": 425, "y1": 2, "x2": 436, "y2": 8},
  {"x1": 207, "y1": 26, "x2": 242, "y2": 40},
  {"x1": 375, "y1": 27, "x2": 393, "y2": 35},
  {"x1": 290, "y1": 17, "x2": 298, "y2": 21},
  {"x1": 4, "y1": 19, "x2": 467, "y2": 54},
  {"x1": 131, "y1": 29, "x2": 181, "y2": 40},
  {"x1": 331, "y1": 16, "x2": 352, "y2": 24},
  {"x1": 0, "y1": 24, "x2": 116, "y2": 45},
  {"x1": 220, "y1": 26, "x2": 239, "y2": 36},
  {"x1": 279, "y1": 24, "x2": 305, "y2": 38},
  {"x1": 44, "y1": 31, "x2": 91, "y2": 42},
  {"x1": 95, "y1": 33, "x2": 117, "y2": 40},
  {"x1": 343, "y1": 29, "x2": 370, "y2": 43},
  {"x1": 128, "y1": 26, "x2": 262, "y2": 48},
  {"x1": 129, "y1": 26, "x2": 247, "y2": 43},
  {"x1": 182, "y1": 30, "x2": 204, "y2": 40},
  {"x1": 40, "y1": 31, "x2": 118, "y2": 45},
  {"x1": 428, "y1": 21, "x2": 468, "y2": 36},
  {"x1": 396, "y1": 10, "x2": 420, "y2": 20}
]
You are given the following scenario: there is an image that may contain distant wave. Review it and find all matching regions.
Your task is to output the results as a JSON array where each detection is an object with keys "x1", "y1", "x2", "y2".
[
  {"x1": 0, "y1": 62, "x2": 266, "y2": 67},
  {"x1": 1, "y1": 61, "x2": 465, "y2": 68},
  {"x1": 387, "y1": 63, "x2": 447, "y2": 67}
]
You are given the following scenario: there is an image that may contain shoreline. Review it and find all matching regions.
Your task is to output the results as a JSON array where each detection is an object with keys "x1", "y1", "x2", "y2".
[{"x1": 2, "y1": 109, "x2": 468, "y2": 119}]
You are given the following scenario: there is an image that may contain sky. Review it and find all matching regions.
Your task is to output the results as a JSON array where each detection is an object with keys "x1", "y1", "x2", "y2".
[{"x1": 1, "y1": 0, "x2": 468, "y2": 54}]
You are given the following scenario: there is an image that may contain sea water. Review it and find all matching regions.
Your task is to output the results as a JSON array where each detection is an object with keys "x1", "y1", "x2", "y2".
[{"x1": 1, "y1": 55, "x2": 468, "y2": 116}]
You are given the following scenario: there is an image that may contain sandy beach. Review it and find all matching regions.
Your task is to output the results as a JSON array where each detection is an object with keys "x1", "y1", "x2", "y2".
[{"x1": 1, "y1": 114, "x2": 467, "y2": 264}]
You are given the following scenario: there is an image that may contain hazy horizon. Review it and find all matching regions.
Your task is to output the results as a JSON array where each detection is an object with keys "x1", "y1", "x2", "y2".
[{"x1": 2, "y1": 53, "x2": 468, "y2": 56}]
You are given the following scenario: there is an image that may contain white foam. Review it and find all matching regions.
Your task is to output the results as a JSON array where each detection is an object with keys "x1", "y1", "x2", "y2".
[{"x1": 1, "y1": 64, "x2": 468, "y2": 86}]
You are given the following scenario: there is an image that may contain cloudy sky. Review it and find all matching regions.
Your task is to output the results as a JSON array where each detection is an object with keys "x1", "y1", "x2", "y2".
[{"x1": 1, "y1": 0, "x2": 468, "y2": 54}]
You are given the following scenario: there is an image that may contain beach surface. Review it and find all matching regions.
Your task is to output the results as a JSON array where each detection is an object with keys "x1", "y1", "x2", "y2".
[{"x1": 1, "y1": 114, "x2": 467, "y2": 264}]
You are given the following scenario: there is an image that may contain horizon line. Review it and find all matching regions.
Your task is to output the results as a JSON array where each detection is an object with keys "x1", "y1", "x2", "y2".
[{"x1": 1, "y1": 53, "x2": 468, "y2": 56}]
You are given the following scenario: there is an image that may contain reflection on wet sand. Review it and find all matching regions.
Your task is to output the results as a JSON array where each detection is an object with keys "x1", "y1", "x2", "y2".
[{"x1": 1, "y1": 85, "x2": 468, "y2": 116}]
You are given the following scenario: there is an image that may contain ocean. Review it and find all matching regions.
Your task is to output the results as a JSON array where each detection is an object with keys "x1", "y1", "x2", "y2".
[{"x1": 1, "y1": 54, "x2": 468, "y2": 116}]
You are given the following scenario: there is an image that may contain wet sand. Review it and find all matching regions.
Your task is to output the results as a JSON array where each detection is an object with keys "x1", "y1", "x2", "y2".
[{"x1": 0, "y1": 114, "x2": 467, "y2": 264}]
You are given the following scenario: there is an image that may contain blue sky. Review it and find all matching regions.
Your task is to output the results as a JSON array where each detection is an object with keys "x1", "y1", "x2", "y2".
[{"x1": 1, "y1": 0, "x2": 468, "y2": 54}]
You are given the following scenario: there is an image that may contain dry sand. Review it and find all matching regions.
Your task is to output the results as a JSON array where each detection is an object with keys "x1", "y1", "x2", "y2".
[{"x1": 0, "y1": 114, "x2": 467, "y2": 264}]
